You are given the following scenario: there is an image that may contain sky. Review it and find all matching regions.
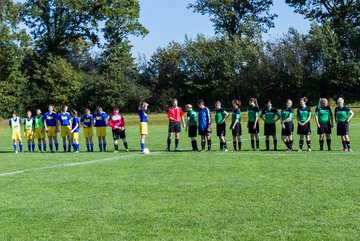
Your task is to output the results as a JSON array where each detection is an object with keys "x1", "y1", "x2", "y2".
[{"x1": 129, "y1": 0, "x2": 311, "y2": 59}]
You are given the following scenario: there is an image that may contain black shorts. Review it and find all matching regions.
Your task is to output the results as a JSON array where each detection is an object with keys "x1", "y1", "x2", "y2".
[
  {"x1": 112, "y1": 129, "x2": 126, "y2": 140},
  {"x1": 199, "y1": 128, "x2": 211, "y2": 136},
  {"x1": 337, "y1": 122, "x2": 349, "y2": 136},
  {"x1": 318, "y1": 122, "x2": 332, "y2": 135},
  {"x1": 231, "y1": 123, "x2": 242, "y2": 136},
  {"x1": 216, "y1": 123, "x2": 226, "y2": 137},
  {"x1": 248, "y1": 122, "x2": 259, "y2": 134},
  {"x1": 297, "y1": 122, "x2": 311, "y2": 135},
  {"x1": 169, "y1": 122, "x2": 181, "y2": 133},
  {"x1": 264, "y1": 123, "x2": 276, "y2": 136},
  {"x1": 281, "y1": 122, "x2": 294, "y2": 136},
  {"x1": 188, "y1": 125, "x2": 197, "y2": 138}
]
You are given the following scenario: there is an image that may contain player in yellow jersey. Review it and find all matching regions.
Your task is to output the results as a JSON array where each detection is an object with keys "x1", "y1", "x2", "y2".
[
  {"x1": 9, "y1": 111, "x2": 23, "y2": 153},
  {"x1": 24, "y1": 111, "x2": 35, "y2": 152}
]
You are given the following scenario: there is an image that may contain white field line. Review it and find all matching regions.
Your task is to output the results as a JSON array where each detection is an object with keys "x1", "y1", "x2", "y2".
[{"x1": 0, "y1": 152, "x2": 162, "y2": 177}]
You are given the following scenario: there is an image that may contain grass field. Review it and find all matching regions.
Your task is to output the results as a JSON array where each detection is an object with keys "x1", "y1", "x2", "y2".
[{"x1": 1, "y1": 112, "x2": 360, "y2": 240}]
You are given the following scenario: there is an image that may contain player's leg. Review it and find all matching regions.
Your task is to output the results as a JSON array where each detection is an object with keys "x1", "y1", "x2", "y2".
[
  {"x1": 141, "y1": 134, "x2": 146, "y2": 152},
  {"x1": 265, "y1": 135, "x2": 270, "y2": 151},
  {"x1": 13, "y1": 139, "x2": 17, "y2": 153},
  {"x1": 326, "y1": 134, "x2": 331, "y2": 151},
  {"x1": 237, "y1": 135, "x2": 242, "y2": 151},
  {"x1": 167, "y1": 131, "x2": 173, "y2": 151},
  {"x1": 345, "y1": 135, "x2": 351, "y2": 151},
  {"x1": 273, "y1": 134, "x2": 278, "y2": 151},
  {"x1": 102, "y1": 135, "x2": 107, "y2": 152},
  {"x1": 306, "y1": 134, "x2": 311, "y2": 151},
  {"x1": 255, "y1": 133, "x2": 260, "y2": 150},
  {"x1": 299, "y1": 134, "x2": 304, "y2": 151},
  {"x1": 319, "y1": 133, "x2": 324, "y2": 151},
  {"x1": 250, "y1": 133, "x2": 255, "y2": 150},
  {"x1": 175, "y1": 132, "x2": 180, "y2": 151}
]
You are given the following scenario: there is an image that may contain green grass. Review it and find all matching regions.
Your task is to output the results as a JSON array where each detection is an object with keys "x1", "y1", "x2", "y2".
[{"x1": 1, "y1": 113, "x2": 360, "y2": 240}]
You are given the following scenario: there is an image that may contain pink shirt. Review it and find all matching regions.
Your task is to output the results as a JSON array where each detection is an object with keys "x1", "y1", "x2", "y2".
[{"x1": 108, "y1": 113, "x2": 125, "y2": 130}]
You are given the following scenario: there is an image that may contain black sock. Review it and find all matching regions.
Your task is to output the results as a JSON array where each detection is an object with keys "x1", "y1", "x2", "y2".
[
  {"x1": 238, "y1": 141, "x2": 242, "y2": 151},
  {"x1": 274, "y1": 140, "x2": 278, "y2": 150},
  {"x1": 233, "y1": 141, "x2": 237, "y2": 150},
  {"x1": 319, "y1": 140, "x2": 324, "y2": 150},
  {"x1": 290, "y1": 141, "x2": 293, "y2": 150},
  {"x1": 194, "y1": 140, "x2": 198, "y2": 151},
  {"x1": 265, "y1": 140, "x2": 270, "y2": 150},
  {"x1": 115, "y1": 144, "x2": 118, "y2": 151},
  {"x1": 223, "y1": 142, "x2": 227, "y2": 149},
  {"x1": 167, "y1": 139, "x2": 171, "y2": 149},
  {"x1": 256, "y1": 140, "x2": 260, "y2": 149},
  {"x1": 251, "y1": 140, "x2": 255, "y2": 149},
  {"x1": 124, "y1": 142, "x2": 128, "y2": 149},
  {"x1": 191, "y1": 140, "x2": 198, "y2": 151},
  {"x1": 346, "y1": 141, "x2": 351, "y2": 149},
  {"x1": 201, "y1": 140, "x2": 205, "y2": 150},
  {"x1": 220, "y1": 142, "x2": 224, "y2": 150},
  {"x1": 175, "y1": 139, "x2": 179, "y2": 148},
  {"x1": 306, "y1": 140, "x2": 311, "y2": 148},
  {"x1": 326, "y1": 139, "x2": 331, "y2": 150},
  {"x1": 207, "y1": 140, "x2": 211, "y2": 150},
  {"x1": 299, "y1": 140, "x2": 304, "y2": 150},
  {"x1": 342, "y1": 141, "x2": 347, "y2": 149},
  {"x1": 283, "y1": 140, "x2": 290, "y2": 149}
]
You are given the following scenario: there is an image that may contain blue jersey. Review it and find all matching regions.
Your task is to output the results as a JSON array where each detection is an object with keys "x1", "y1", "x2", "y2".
[
  {"x1": 44, "y1": 112, "x2": 58, "y2": 127},
  {"x1": 8, "y1": 118, "x2": 21, "y2": 127},
  {"x1": 94, "y1": 112, "x2": 108, "y2": 127},
  {"x1": 198, "y1": 107, "x2": 211, "y2": 131},
  {"x1": 72, "y1": 117, "x2": 79, "y2": 133},
  {"x1": 58, "y1": 112, "x2": 71, "y2": 126},
  {"x1": 138, "y1": 109, "x2": 148, "y2": 123},
  {"x1": 80, "y1": 114, "x2": 93, "y2": 127}
]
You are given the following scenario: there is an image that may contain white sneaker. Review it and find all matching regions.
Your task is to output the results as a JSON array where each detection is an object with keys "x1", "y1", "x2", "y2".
[
  {"x1": 308, "y1": 148, "x2": 312, "y2": 152},
  {"x1": 224, "y1": 149, "x2": 229, "y2": 152}
]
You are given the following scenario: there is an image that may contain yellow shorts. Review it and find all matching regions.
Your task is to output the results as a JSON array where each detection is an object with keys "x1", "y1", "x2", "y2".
[
  {"x1": 96, "y1": 127, "x2": 106, "y2": 137},
  {"x1": 72, "y1": 132, "x2": 79, "y2": 140},
  {"x1": 25, "y1": 130, "x2": 34, "y2": 140},
  {"x1": 83, "y1": 127, "x2": 93, "y2": 138},
  {"x1": 61, "y1": 126, "x2": 72, "y2": 137},
  {"x1": 140, "y1": 122, "x2": 148, "y2": 135},
  {"x1": 35, "y1": 128, "x2": 45, "y2": 139},
  {"x1": 47, "y1": 126, "x2": 57, "y2": 137},
  {"x1": 12, "y1": 131, "x2": 22, "y2": 141}
]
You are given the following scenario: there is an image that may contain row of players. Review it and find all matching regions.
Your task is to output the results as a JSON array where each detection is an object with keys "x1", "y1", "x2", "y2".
[{"x1": 8, "y1": 97, "x2": 354, "y2": 153}]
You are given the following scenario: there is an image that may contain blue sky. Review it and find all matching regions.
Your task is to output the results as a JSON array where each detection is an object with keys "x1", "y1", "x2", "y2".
[{"x1": 129, "y1": 0, "x2": 311, "y2": 59}]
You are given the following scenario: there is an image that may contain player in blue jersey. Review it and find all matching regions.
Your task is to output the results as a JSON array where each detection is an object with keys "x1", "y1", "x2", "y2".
[
  {"x1": 70, "y1": 110, "x2": 80, "y2": 153},
  {"x1": 138, "y1": 102, "x2": 149, "y2": 152},
  {"x1": 81, "y1": 108, "x2": 94, "y2": 152},
  {"x1": 44, "y1": 105, "x2": 59, "y2": 153},
  {"x1": 93, "y1": 106, "x2": 109, "y2": 152},
  {"x1": 58, "y1": 105, "x2": 72, "y2": 152},
  {"x1": 198, "y1": 100, "x2": 212, "y2": 151}
]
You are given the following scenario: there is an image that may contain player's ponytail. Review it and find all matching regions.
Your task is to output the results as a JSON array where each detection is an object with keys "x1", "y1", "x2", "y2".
[
  {"x1": 300, "y1": 97, "x2": 308, "y2": 103},
  {"x1": 232, "y1": 99, "x2": 241, "y2": 107}
]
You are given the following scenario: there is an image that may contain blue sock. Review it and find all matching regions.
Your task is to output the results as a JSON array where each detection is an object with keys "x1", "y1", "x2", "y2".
[
  {"x1": 141, "y1": 142, "x2": 145, "y2": 151},
  {"x1": 32, "y1": 144, "x2": 35, "y2": 152},
  {"x1": 28, "y1": 144, "x2": 31, "y2": 152},
  {"x1": 55, "y1": 143, "x2": 59, "y2": 151},
  {"x1": 19, "y1": 143, "x2": 23, "y2": 152},
  {"x1": 72, "y1": 144, "x2": 76, "y2": 151},
  {"x1": 68, "y1": 144, "x2": 72, "y2": 152},
  {"x1": 91, "y1": 144, "x2": 94, "y2": 152},
  {"x1": 103, "y1": 142, "x2": 106, "y2": 152},
  {"x1": 43, "y1": 144, "x2": 46, "y2": 151},
  {"x1": 63, "y1": 144, "x2": 67, "y2": 152},
  {"x1": 76, "y1": 144, "x2": 79, "y2": 151},
  {"x1": 38, "y1": 144, "x2": 42, "y2": 151},
  {"x1": 50, "y1": 144, "x2": 53, "y2": 152},
  {"x1": 99, "y1": 144, "x2": 103, "y2": 152},
  {"x1": 86, "y1": 144, "x2": 90, "y2": 151},
  {"x1": 13, "y1": 144, "x2": 17, "y2": 152}
]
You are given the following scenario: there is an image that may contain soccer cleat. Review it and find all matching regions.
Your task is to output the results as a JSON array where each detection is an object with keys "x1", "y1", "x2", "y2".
[
  {"x1": 308, "y1": 148, "x2": 312, "y2": 152},
  {"x1": 348, "y1": 148, "x2": 353, "y2": 152},
  {"x1": 15, "y1": 151, "x2": 18, "y2": 154},
  {"x1": 175, "y1": 147, "x2": 180, "y2": 152},
  {"x1": 113, "y1": 150, "x2": 119, "y2": 153},
  {"x1": 224, "y1": 149, "x2": 229, "y2": 152},
  {"x1": 165, "y1": 148, "x2": 170, "y2": 152},
  {"x1": 342, "y1": 148, "x2": 348, "y2": 152},
  {"x1": 126, "y1": 149, "x2": 130, "y2": 152},
  {"x1": 298, "y1": 149, "x2": 302, "y2": 152}
]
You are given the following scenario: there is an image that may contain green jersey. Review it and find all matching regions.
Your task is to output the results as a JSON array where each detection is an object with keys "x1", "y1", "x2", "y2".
[
  {"x1": 10, "y1": 118, "x2": 21, "y2": 132},
  {"x1": 187, "y1": 109, "x2": 197, "y2": 126},
  {"x1": 24, "y1": 118, "x2": 35, "y2": 131},
  {"x1": 260, "y1": 107, "x2": 280, "y2": 124},
  {"x1": 35, "y1": 115, "x2": 44, "y2": 128},
  {"x1": 248, "y1": 105, "x2": 259, "y2": 122},
  {"x1": 297, "y1": 106, "x2": 311, "y2": 123},
  {"x1": 315, "y1": 106, "x2": 332, "y2": 123},
  {"x1": 232, "y1": 108, "x2": 241, "y2": 124},
  {"x1": 215, "y1": 108, "x2": 228, "y2": 124},
  {"x1": 335, "y1": 106, "x2": 353, "y2": 123},
  {"x1": 281, "y1": 107, "x2": 294, "y2": 122}
]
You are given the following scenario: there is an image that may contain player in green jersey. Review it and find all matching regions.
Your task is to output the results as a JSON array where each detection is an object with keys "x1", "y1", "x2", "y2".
[
  {"x1": 315, "y1": 98, "x2": 334, "y2": 151},
  {"x1": 215, "y1": 101, "x2": 230, "y2": 151},
  {"x1": 230, "y1": 99, "x2": 242, "y2": 151},
  {"x1": 260, "y1": 100, "x2": 281, "y2": 151},
  {"x1": 297, "y1": 97, "x2": 312, "y2": 152},
  {"x1": 335, "y1": 98, "x2": 354, "y2": 152},
  {"x1": 185, "y1": 104, "x2": 199, "y2": 152},
  {"x1": 248, "y1": 98, "x2": 260, "y2": 151},
  {"x1": 280, "y1": 99, "x2": 294, "y2": 151}
]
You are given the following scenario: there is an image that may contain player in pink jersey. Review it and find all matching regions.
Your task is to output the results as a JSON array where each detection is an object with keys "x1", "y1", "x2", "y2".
[{"x1": 108, "y1": 107, "x2": 129, "y2": 152}]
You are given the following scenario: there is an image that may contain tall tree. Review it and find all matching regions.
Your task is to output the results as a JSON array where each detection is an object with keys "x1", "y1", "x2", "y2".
[{"x1": 188, "y1": 0, "x2": 277, "y2": 38}]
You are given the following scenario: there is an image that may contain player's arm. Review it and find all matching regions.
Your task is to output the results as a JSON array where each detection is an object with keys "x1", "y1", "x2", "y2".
[
  {"x1": 167, "y1": 109, "x2": 174, "y2": 121},
  {"x1": 71, "y1": 122, "x2": 79, "y2": 133},
  {"x1": 315, "y1": 109, "x2": 320, "y2": 128},
  {"x1": 254, "y1": 110, "x2": 259, "y2": 129},
  {"x1": 260, "y1": 110, "x2": 265, "y2": 122},
  {"x1": 347, "y1": 110, "x2": 354, "y2": 123},
  {"x1": 44, "y1": 116, "x2": 48, "y2": 132},
  {"x1": 275, "y1": 111, "x2": 281, "y2": 122},
  {"x1": 329, "y1": 109, "x2": 334, "y2": 128},
  {"x1": 304, "y1": 110, "x2": 312, "y2": 125}
]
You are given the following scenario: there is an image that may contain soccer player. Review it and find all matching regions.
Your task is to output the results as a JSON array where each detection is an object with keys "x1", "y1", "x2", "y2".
[
  {"x1": 44, "y1": 105, "x2": 59, "y2": 153},
  {"x1": 230, "y1": 99, "x2": 242, "y2": 152},
  {"x1": 80, "y1": 108, "x2": 94, "y2": 152},
  {"x1": 34, "y1": 109, "x2": 46, "y2": 152},
  {"x1": 315, "y1": 98, "x2": 334, "y2": 151},
  {"x1": 9, "y1": 111, "x2": 22, "y2": 153},
  {"x1": 280, "y1": 99, "x2": 294, "y2": 151},
  {"x1": 198, "y1": 100, "x2": 212, "y2": 151},
  {"x1": 297, "y1": 97, "x2": 312, "y2": 152},
  {"x1": 70, "y1": 110, "x2": 80, "y2": 153},
  {"x1": 58, "y1": 105, "x2": 72, "y2": 152},
  {"x1": 108, "y1": 107, "x2": 129, "y2": 153},
  {"x1": 185, "y1": 104, "x2": 198, "y2": 152},
  {"x1": 335, "y1": 98, "x2": 354, "y2": 152},
  {"x1": 248, "y1": 98, "x2": 260, "y2": 151},
  {"x1": 138, "y1": 102, "x2": 149, "y2": 152},
  {"x1": 166, "y1": 99, "x2": 185, "y2": 152},
  {"x1": 94, "y1": 106, "x2": 108, "y2": 152},
  {"x1": 260, "y1": 100, "x2": 281, "y2": 151},
  {"x1": 24, "y1": 110, "x2": 35, "y2": 152},
  {"x1": 215, "y1": 100, "x2": 229, "y2": 151}
]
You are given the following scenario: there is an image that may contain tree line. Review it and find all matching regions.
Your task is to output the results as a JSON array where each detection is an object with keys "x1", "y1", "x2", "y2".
[{"x1": 0, "y1": 0, "x2": 359, "y2": 117}]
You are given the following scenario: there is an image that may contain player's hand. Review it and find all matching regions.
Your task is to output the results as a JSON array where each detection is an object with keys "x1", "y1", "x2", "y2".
[
  {"x1": 253, "y1": 124, "x2": 256, "y2": 130},
  {"x1": 84, "y1": 125, "x2": 87, "y2": 128},
  {"x1": 317, "y1": 124, "x2": 320, "y2": 128},
  {"x1": 282, "y1": 124, "x2": 285, "y2": 130},
  {"x1": 45, "y1": 128, "x2": 48, "y2": 133}
]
